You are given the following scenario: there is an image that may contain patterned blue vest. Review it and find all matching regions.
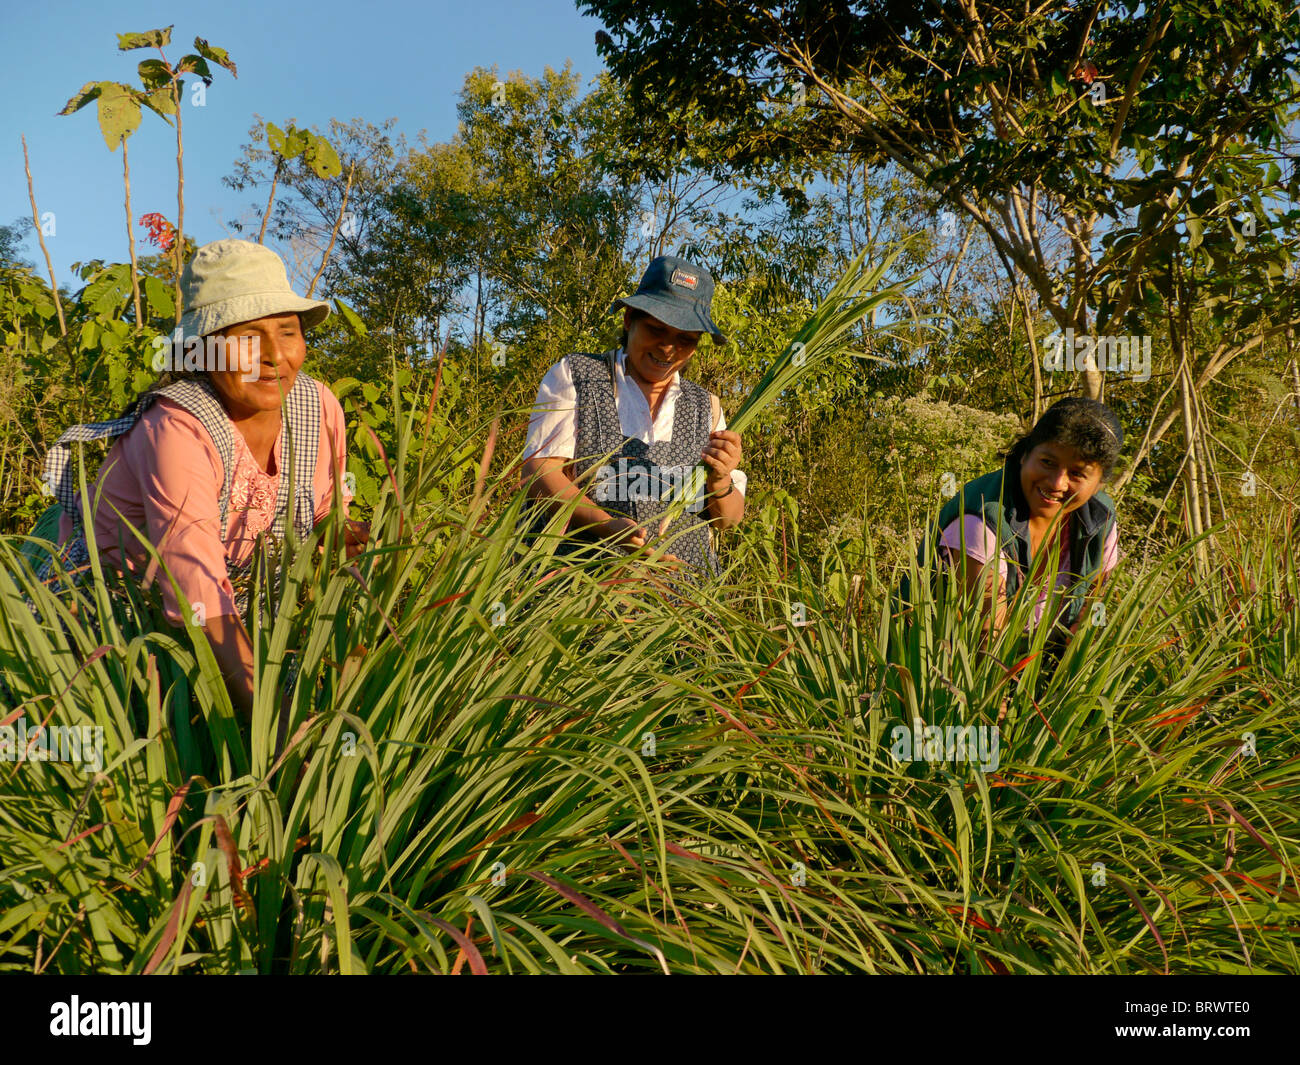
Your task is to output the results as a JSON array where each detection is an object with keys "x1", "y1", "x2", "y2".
[{"x1": 523, "y1": 351, "x2": 719, "y2": 579}]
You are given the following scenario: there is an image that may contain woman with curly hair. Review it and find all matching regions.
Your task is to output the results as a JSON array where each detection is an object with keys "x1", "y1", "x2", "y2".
[{"x1": 918, "y1": 396, "x2": 1124, "y2": 642}]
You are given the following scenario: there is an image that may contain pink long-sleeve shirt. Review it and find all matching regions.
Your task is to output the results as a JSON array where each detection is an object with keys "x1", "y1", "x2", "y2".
[{"x1": 57, "y1": 379, "x2": 353, "y2": 623}]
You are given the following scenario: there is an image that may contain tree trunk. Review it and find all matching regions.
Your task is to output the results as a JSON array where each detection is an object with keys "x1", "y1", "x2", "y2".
[
  {"x1": 1178, "y1": 344, "x2": 1210, "y2": 572},
  {"x1": 1076, "y1": 295, "x2": 1103, "y2": 399},
  {"x1": 21, "y1": 136, "x2": 67, "y2": 340},
  {"x1": 173, "y1": 79, "x2": 185, "y2": 326},
  {"x1": 258, "y1": 160, "x2": 282, "y2": 245},
  {"x1": 307, "y1": 162, "x2": 355, "y2": 298},
  {"x1": 1289, "y1": 343, "x2": 1300, "y2": 421},
  {"x1": 123, "y1": 138, "x2": 143, "y2": 326}
]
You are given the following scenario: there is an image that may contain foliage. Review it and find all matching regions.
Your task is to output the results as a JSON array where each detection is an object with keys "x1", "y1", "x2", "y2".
[
  {"x1": 852, "y1": 394, "x2": 1022, "y2": 563},
  {"x1": 4, "y1": 25, "x2": 1300, "y2": 976},
  {"x1": 1, "y1": 387, "x2": 1296, "y2": 974},
  {"x1": 583, "y1": 0, "x2": 1300, "y2": 396},
  {"x1": 0, "y1": 258, "x2": 175, "y2": 530},
  {"x1": 265, "y1": 123, "x2": 342, "y2": 181}
]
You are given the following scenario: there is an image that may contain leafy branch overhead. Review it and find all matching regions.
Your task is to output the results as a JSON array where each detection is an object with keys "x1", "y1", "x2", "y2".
[
  {"x1": 267, "y1": 123, "x2": 343, "y2": 180},
  {"x1": 58, "y1": 26, "x2": 238, "y2": 326},
  {"x1": 582, "y1": 0, "x2": 1300, "y2": 404},
  {"x1": 255, "y1": 122, "x2": 345, "y2": 244},
  {"x1": 118, "y1": 26, "x2": 237, "y2": 82},
  {"x1": 58, "y1": 28, "x2": 238, "y2": 148},
  {"x1": 58, "y1": 82, "x2": 147, "y2": 151}
]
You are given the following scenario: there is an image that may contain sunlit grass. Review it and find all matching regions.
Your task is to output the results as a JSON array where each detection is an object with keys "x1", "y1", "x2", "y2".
[{"x1": 1, "y1": 376, "x2": 1296, "y2": 974}]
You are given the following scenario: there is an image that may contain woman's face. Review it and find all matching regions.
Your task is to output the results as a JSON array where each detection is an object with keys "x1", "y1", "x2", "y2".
[
  {"x1": 1020, "y1": 441, "x2": 1104, "y2": 522},
  {"x1": 623, "y1": 310, "x2": 701, "y2": 387},
  {"x1": 207, "y1": 312, "x2": 306, "y2": 418}
]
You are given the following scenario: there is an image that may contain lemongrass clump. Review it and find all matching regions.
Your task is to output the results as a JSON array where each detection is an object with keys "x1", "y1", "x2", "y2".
[
  {"x1": 728, "y1": 241, "x2": 915, "y2": 435},
  {"x1": 655, "y1": 241, "x2": 919, "y2": 540}
]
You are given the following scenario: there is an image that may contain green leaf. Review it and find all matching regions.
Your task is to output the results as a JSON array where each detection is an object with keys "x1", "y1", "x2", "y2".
[
  {"x1": 137, "y1": 59, "x2": 172, "y2": 91},
  {"x1": 331, "y1": 376, "x2": 362, "y2": 400},
  {"x1": 193, "y1": 38, "x2": 237, "y2": 77},
  {"x1": 79, "y1": 320, "x2": 100, "y2": 352},
  {"x1": 143, "y1": 275, "x2": 174, "y2": 319},
  {"x1": 175, "y1": 55, "x2": 213, "y2": 84},
  {"x1": 1184, "y1": 216, "x2": 1203, "y2": 251},
  {"x1": 58, "y1": 81, "x2": 103, "y2": 117},
  {"x1": 142, "y1": 86, "x2": 177, "y2": 119},
  {"x1": 304, "y1": 135, "x2": 343, "y2": 180},
  {"x1": 96, "y1": 84, "x2": 143, "y2": 150},
  {"x1": 1049, "y1": 70, "x2": 1068, "y2": 97},
  {"x1": 268, "y1": 123, "x2": 309, "y2": 160},
  {"x1": 334, "y1": 298, "x2": 368, "y2": 337},
  {"x1": 117, "y1": 26, "x2": 173, "y2": 51}
]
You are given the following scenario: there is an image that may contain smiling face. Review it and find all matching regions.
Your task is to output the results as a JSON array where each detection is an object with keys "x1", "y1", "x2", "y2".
[
  {"x1": 1019, "y1": 441, "x2": 1105, "y2": 523},
  {"x1": 623, "y1": 309, "x2": 701, "y2": 386},
  {"x1": 206, "y1": 312, "x2": 306, "y2": 417}
]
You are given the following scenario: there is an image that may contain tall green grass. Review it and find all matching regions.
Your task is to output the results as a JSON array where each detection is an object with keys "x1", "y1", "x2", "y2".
[{"x1": 1, "y1": 377, "x2": 1296, "y2": 973}]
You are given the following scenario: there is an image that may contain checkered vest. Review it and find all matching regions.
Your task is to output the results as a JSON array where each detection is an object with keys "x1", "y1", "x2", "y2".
[
  {"x1": 36, "y1": 374, "x2": 321, "y2": 590},
  {"x1": 568, "y1": 350, "x2": 719, "y2": 578}
]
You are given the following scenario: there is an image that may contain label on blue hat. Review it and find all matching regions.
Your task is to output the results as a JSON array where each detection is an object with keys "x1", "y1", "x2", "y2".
[{"x1": 670, "y1": 268, "x2": 699, "y2": 290}]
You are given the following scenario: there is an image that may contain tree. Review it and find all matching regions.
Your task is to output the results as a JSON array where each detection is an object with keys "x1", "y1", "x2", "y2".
[
  {"x1": 582, "y1": 0, "x2": 1300, "y2": 401},
  {"x1": 60, "y1": 27, "x2": 236, "y2": 324},
  {"x1": 0, "y1": 220, "x2": 34, "y2": 273},
  {"x1": 226, "y1": 117, "x2": 405, "y2": 299},
  {"x1": 451, "y1": 65, "x2": 639, "y2": 348}
]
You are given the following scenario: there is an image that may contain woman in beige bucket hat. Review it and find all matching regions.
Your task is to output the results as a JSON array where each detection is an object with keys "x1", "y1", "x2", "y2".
[{"x1": 33, "y1": 239, "x2": 366, "y2": 719}]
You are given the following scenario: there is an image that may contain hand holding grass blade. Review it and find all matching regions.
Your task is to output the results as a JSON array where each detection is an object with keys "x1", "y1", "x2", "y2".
[{"x1": 653, "y1": 241, "x2": 918, "y2": 545}]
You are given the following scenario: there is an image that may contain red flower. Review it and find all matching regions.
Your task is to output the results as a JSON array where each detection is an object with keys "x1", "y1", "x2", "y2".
[
  {"x1": 139, "y1": 212, "x2": 177, "y2": 252},
  {"x1": 1070, "y1": 59, "x2": 1100, "y2": 84}
]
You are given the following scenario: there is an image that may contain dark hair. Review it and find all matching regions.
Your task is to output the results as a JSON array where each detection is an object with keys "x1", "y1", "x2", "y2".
[
  {"x1": 1005, "y1": 397, "x2": 1124, "y2": 478},
  {"x1": 618, "y1": 307, "x2": 649, "y2": 351}
]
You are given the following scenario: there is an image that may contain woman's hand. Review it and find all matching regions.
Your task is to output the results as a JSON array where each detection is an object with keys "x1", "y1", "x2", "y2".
[
  {"x1": 702, "y1": 430, "x2": 745, "y2": 530},
  {"x1": 202, "y1": 611, "x2": 256, "y2": 720},
  {"x1": 701, "y1": 430, "x2": 742, "y2": 491},
  {"x1": 599, "y1": 515, "x2": 684, "y2": 569},
  {"x1": 600, "y1": 514, "x2": 647, "y2": 551},
  {"x1": 344, "y1": 518, "x2": 370, "y2": 561}
]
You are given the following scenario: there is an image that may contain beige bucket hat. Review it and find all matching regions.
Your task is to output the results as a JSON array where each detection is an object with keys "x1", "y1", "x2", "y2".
[{"x1": 178, "y1": 239, "x2": 330, "y2": 337}]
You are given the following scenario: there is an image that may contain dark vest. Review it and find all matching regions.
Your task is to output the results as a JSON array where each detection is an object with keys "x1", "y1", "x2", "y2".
[
  {"x1": 904, "y1": 458, "x2": 1116, "y2": 630},
  {"x1": 525, "y1": 351, "x2": 719, "y2": 579}
]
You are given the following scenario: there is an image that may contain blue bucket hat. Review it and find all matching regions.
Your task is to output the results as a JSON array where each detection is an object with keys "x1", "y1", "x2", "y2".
[{"x1": 610, "y1": 255, "x2": 728, "y2": 344}]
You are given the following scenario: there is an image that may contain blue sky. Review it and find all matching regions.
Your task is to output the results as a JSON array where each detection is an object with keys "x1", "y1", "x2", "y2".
[{"x1": 1, "y1": 0, "x2": 604, "y2": 282}]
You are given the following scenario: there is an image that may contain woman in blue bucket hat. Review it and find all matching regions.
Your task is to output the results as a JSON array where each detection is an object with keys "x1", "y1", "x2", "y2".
[{"x1": 521, "y1": 255, "x2": 745, "y2": 579}]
